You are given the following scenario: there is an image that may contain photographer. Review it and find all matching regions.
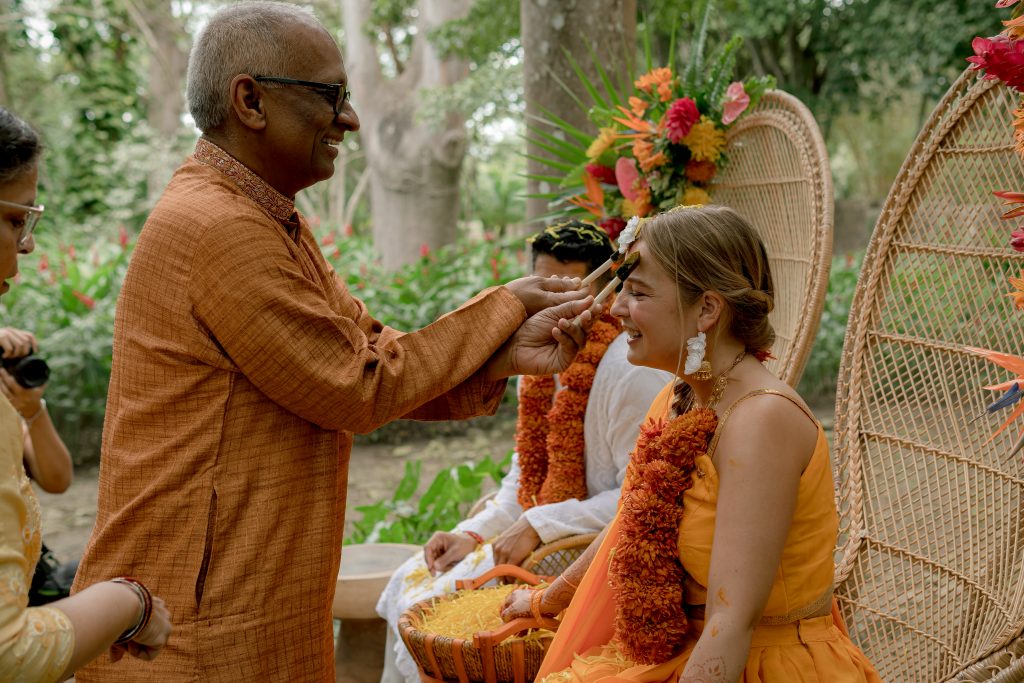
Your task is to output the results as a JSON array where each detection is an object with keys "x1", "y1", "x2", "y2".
[{"x1": 0, "y1": 326, "x2": 78, "y2": 607}]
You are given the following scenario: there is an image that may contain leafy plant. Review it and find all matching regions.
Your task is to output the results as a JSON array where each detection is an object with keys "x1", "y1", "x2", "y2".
[
  {"x1": 345, "y1": 452, "x2": 512, "y2": 545},
  {"x1": 525, "y1": 0, "x2": 774, "y2": 233}
]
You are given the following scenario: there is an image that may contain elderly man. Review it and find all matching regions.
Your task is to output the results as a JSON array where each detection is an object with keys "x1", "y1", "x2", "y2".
[{"x1": 72, "y1": 3, "x2": 592, "y2": 681}]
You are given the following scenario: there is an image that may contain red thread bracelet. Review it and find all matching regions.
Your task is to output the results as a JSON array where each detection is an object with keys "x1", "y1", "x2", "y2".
[{"x1": 463, "y1": 530, "x2": 484, "y2": 546}]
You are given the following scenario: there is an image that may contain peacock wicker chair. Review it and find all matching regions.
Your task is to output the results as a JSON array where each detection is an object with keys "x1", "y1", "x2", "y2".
[
  {"x1": 711, "y1": 88, "x2": 834, "y2": 386},
  {"x1": 831, "y1": 68, "x2": 1024, "y2": 682},
  {"x1": 520, "y1": 89, "x2": 834, "y2": 577}
]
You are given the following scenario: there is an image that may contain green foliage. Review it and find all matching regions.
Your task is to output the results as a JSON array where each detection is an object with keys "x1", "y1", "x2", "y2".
[
  {"x1": 345, "y1": 452, "x2": 511, "y2": 545},
  {"x1": 429, "y1": 0, "x2": 520, "y2": 62},
  {"x1": 1, "y1": 234, "x2": 131, "y2": 463},
  {"x1": 797, "y1": 252, "x2": 863, "y2": 404},
  {"x1": 325, "y1": 233, "x2": 529, "y2": 331}
]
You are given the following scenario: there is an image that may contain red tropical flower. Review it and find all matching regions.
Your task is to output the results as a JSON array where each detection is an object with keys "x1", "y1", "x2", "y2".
[
  {"x1": 664, "y1": 97, "x2": 699, "y2": 143},
  {"x1": 1012, "y1": 227, "x2": 1024, "y2": 252},
  {"x1": 73, "y1": 290, "x2": 95, "y2": 310},
  {"x1": 586, "y1": 163, "x2": 617, "y2": 185},
  {"x1": 968, "y1": 34, "x2": 1024, "y2": 91},
  {"x1": 600, "y1": 217, "x2": 627, "y2": 240}
]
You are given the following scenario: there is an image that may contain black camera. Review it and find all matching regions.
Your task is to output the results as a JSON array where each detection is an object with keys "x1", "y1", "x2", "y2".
[{"x1": 2, "y1": 353, "x2": 50, "y2": 388}]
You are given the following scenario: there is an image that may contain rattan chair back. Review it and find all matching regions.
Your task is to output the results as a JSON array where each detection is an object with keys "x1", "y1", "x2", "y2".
[
  {"x1": 832, "y1": 68, "x2": 1024, "y2": 682},
  {"x1": 711, "y1": 89, "x2": 834, "y2": 386}
]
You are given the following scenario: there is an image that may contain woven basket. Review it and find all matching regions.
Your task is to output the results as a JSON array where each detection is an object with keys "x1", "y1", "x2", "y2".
[{"x1": 397, "y1": 565, "x2": 559, "y2": 683}]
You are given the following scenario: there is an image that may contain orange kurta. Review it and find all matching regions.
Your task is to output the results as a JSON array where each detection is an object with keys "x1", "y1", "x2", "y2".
[
  {"x1": 538, "y1": 383, "x2": 881, "y2": 682},
  {"x1": 72, "y1": 139, "x2": 526, "y2": 682}
]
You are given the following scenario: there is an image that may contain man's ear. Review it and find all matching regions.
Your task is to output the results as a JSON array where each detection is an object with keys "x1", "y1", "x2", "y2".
[
  {"x1": 229, "y1": 75, "x2": 267, "y2": 131},
  {"x1": 696, "y1": 291, "x2": 725, "y2": 333}
]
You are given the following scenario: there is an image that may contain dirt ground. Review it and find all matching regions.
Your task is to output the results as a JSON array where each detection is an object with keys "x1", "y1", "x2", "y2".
[
  {"x1": 34, "y1": 412, "x2": 519, "y2": 568},
  {"x1": 34, "y1": 402, "x2": 833, "y2": 569}
]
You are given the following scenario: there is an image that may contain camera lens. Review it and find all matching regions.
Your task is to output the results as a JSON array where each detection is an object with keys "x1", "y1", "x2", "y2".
[{"x1": 3, "y1": 355, "x2": 50, "y2": 389}]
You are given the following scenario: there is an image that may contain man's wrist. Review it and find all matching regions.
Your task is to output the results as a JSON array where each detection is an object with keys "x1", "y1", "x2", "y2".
[{"x1": 462, "y1": 530, "x2": 485, "y2": 546}]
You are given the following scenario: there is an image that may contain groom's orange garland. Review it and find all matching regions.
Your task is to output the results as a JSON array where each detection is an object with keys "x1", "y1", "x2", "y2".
[
  {"x1": 515, "y1": 313, "x2": 621, "y2": 509},
  {"x1": 608, "y1": 406, "x2": 718, "y2": 665}
]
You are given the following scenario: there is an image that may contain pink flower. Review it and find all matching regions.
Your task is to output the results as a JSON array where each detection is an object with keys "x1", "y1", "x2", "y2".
[
  {"x1": 420, "y1": 243, "x2": 430, "y2": 258},
  {"x1": 997, "y1": 0, "x2": 1021, "y2": 7},
  {"x1": 586, "y1": 163, "x2": 617, "y2": 185},
  {"x1": 490, "y1": 257, "x2": 500, "y2": 281},
  {"x1": 615, "y1": 157, "x2": 642, "y2": 201},
  {"x1": 968, "y1": 35, "x2": 1024, "y2": 91},
  {"x1": 600, "y1": 217, "x2": 627, "y2": 241},
  {"x1": 38, "y1": 254, "x2": 49, "y2": 272},
  {"x1": 343, "y1": 223, "x2": 354, "y2": 237},
  {"x1": 73, "y1": 290, "x2": 95, "y2": 310},
  {"x1": 1012, "y1": 228, "x2": 1024, "y2": 252},
  {"x1": 118, "y1": 225, "x2": 129, "y2": 250},
  {"x1": 67, "y1": 245, "x2": 76, "y2": 260},
  {"x1": 321, "y1": 233, "x2": 336, "y2": 246},
  {"x1": 664, "y1": 98, "x2": 699, "y2": 143},
  {"x1": 721, "y1": 82, "x2": 751, "y2": 125}
]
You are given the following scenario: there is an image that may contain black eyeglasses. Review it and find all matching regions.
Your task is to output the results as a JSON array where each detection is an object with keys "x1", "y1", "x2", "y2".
[{"x1": 254, "y1": 76, "x2": 350, "y2": 116}]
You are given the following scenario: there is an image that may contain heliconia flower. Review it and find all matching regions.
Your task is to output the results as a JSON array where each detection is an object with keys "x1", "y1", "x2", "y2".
[
  {"x1": 586, "y1": 163, "x2": 617, "y2": 185},
  {"x1": 968, "y1": 34, "x2": 1024, "y2": 91},
  {"x1": 1008, "y1": 270, "x2": 1024, "y2": 310},
  {"x1": 994, "y1": 189, "x2": 1024, "y2": 219},
  {"x1": 629, "y1": 96, "x2": 647, "y2": 118},
  {"x1": 586, "y1": 127, "x2": 618, "y2": 160},
  {"x1": 721, "y1": 81, "x2": 751, "y2": 125},
  {"x1": 73, "y1": 290, "x2": 95, "y2": 310},
  {"x1": 664, "y1": 97, "x2": 699, "y2": 143},
  {"x1": 118, "y1": 225, "x2": 129, "y2": 250},
  {"x1": 1012, "y1": 227, "x2": 1024, "y2": 252},
  {"x1": 615, "y1": 157, "x2": 641, "y2": 202}
]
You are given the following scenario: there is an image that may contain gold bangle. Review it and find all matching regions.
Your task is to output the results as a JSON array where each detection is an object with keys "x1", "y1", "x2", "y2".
[{"x1": 559, "y1": 574, "x2": 579, "y2": 590}]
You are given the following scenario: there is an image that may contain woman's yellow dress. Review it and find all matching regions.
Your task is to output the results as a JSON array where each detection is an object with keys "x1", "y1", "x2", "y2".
[{"x1": 536, "y1": 383, "x2": 882, "y2": 682}]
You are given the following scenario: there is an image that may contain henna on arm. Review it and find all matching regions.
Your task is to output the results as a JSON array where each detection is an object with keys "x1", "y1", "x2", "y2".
[
  {"x1": 679, "y1": 657, "x2": 729, "y2": 683},
  {"x1": 539, "y1": 525, "x2": 609, "y2": 614}
]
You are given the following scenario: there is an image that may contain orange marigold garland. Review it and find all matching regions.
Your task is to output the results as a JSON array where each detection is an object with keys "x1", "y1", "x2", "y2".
[
  {"x1": 516, "y1": 314, "x2": 621, "y2": 509},
  {"x1": 608, "y1": 407, "x2": 719, "y2": 665}
]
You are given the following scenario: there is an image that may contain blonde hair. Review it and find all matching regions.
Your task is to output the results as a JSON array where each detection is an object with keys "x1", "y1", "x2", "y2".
[{"x1": 640, "y1": 205, "x2": 776, "y2": 414}]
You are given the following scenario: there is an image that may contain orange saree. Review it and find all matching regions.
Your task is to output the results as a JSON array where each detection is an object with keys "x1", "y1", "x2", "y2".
[{"x1": 536, "y1": 383, "x2": 881, "y2": 683}]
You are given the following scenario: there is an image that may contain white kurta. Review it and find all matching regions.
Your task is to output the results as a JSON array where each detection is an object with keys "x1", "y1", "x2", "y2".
[{"x1": 376, "y1": 334, "x2": 671, "y2": 682}]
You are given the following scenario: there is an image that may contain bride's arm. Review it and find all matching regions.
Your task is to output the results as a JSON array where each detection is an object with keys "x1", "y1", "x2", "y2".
[
  {"x1": 678, "y1": 398, "x2": 815, "y2": 683},
  {"x1": 500, "y1": 523, "x2": 610, "y2": 620}
]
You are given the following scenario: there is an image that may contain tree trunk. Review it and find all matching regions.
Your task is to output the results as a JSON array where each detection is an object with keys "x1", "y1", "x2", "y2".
[
  {"x1": 521, "y1": 0, "x2": 636, "y2": 227},
  {"x1": 127, "y1": 0, "x2": 189, "y2": 200},
  {"x1": 342, "y1": 0, "x2": 472, "y2": 270}
]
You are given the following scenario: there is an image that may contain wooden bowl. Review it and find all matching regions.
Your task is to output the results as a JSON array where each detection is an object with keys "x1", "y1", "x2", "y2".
[{"x1": 334, "y1": 543, "x2": 421, "y2": 619}]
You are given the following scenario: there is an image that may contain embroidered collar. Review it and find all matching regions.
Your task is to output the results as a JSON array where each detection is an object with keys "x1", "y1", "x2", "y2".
[{"x1": 194, "y1": 138, "x2": 296, "y2": 224}]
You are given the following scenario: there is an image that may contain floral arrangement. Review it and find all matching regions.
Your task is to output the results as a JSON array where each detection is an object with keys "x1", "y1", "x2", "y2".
[
  {"x1": 527, "y1": 3, "x2": 774, "y2": 240},
  {"x1": 966, "y1": 0, "x2": 1024, "y2": 457},
  {"x1": 607, "y1": 407, "x2": 718, "y2": 664},
  {"x1": 515, "y1": 313, "x2": 621, "y2": 508}
]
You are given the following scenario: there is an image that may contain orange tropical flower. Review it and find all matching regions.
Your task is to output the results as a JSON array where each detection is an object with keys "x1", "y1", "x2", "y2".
[
  {"x1": 965, "y1": 346, "x2": 1024, "y2": 457},
  {"x1": 569, "y1": 172, "x2": 606, "y2": 218},
  {"x1": 633, "y1": 139, "x2": 668, "y2": 172},
  {"x1": 1014, "y1": 104, "x2": 1024, "y2": 158},
  {"x1": 629, "y1": 96, "x2": 647, "y2": 118},
  {"x1": 1008, "y1": 270, "x2": 1024, "y2": 310},
  {"x1": 994, "y1": 189, "x2": 1024, "y2": 218},
  {"x1": 634, "y1": 67, "x2": 673, "y2": 96}
]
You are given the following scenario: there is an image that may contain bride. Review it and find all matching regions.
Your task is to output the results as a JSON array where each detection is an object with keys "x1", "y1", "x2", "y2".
[{"x1": 500, "y1": 204, "x2": 881, "y2": 683}]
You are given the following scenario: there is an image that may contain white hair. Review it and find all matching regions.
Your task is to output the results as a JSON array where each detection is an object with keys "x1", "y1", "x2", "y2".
[{"x1": 186, "y1": 1, "x2": 323, "y2": 133}]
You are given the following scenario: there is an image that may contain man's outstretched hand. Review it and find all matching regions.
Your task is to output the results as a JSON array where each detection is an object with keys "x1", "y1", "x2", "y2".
[
  {"x1": 484, "y1": 297, "x2": 598, "y2": 380},
  {"x1": 504, "y1": 275, "x2": 586, "y2": 316}
]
